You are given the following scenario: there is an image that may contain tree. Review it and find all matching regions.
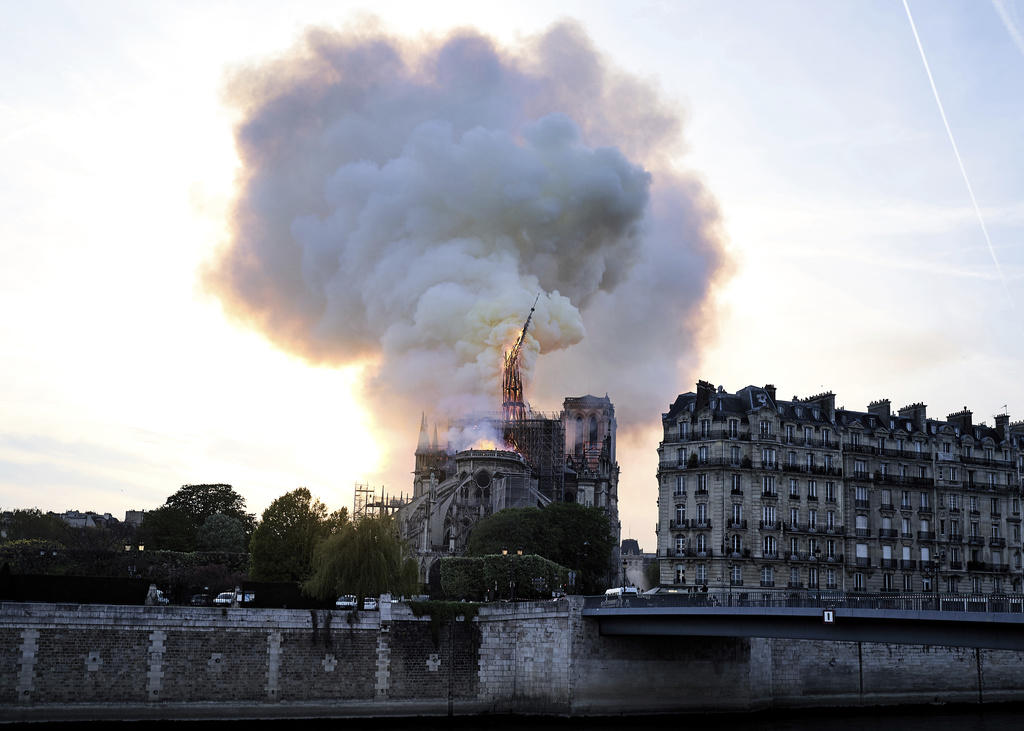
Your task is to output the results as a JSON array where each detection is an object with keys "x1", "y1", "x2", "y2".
[
  {"x1": 466, "y1": 503, "x2": 615, "y2": 594},
  {"x1": 249, "y1": 488, "x2": 342, "y2": 581},
  {"x1": 138, "y1": 506, "x2": 194, "y2": 552},
  {"x1": 165, "y1": 484, "x2": 254, "y2": 532},
  {"x1": 303, "y1": 515, "x2": 418, "y2": 602},
  {"x1": 196, "y1": 513, "x2": 247, "y2": 553},
  {"x1": 2, "y1": 509, "x2": 70, "y2": 544},
  {"x1": 644, "y1": 559, "x2": 660, "y2": 590}
]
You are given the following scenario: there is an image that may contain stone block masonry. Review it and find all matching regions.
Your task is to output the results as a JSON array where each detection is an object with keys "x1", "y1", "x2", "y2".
[{"x1": 4, "y1": 598, "x2": 1024, "y2": 721}]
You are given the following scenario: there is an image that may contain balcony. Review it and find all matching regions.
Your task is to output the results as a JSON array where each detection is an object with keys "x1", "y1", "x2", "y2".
[
  {"x1": 728, "y1": 519, "x2": 747, "y2": 529},
  {"x1": 730, "y1": 488, "x2": 743, "y2": 496},
  {"x1": 669, "y1": 519, "x2": 687, "y2": 530},
  {"x1": 879, "y1": 502, "x2": 895, "y2": 512},
  {"x1": 878, "y1": 528, "x2": 898, "y2": 539},
  {"x1": 874, "y1": 473, "x2": 933, "y2": 487},
  {"x1": 899, "y1": 559, "x2": 917, "y2": 570},
  {"x1": 919, "y1": 560, "x2": 936, "y2": 571},
  {"x1": 762, "y1": 552, "x2": 780, "y2": 560},
  {"x1": 961, "y1": 454, "x2": 1013, "y2": 468},
  {"x1": 760, "y1": 580, "x2": 776, "y2": 587},
  {"x1": 855, "y1": 528, "x2": 872, "y2": 538},
  {"x1": 824, "y1": 525, "x2": 846, "y2": 535},
  {"x1": 990, "y1": 537, "x2": 1006, "y2": 548},
  {"x1": 855, "y1": 557, "x2": 871, "y2": 568},
  {"x1": 759, "y1": 520, "x2": 782, "y2": 530},
  {"x1": 692, "y1": 520, "x2": 712, "y2": 530},
  {"x1": 949, "y1": 561, "x2": 963, "y2": 570},
  {"x1": 917, "y1": 507, "x2": 932, "y2": 517},
  {"x1": 947, "y1": 534, "x2": 964, "y2": 544},
  {"x1": 901, "y1": 532, "x2": 914, "y2": 539},
  {"x1": 918, "y1": 531, "x2": 936, "y2": 541},
  {"x1": 967, "y1": 536, "x2": 985, "y2": 546},
  {"x1": 855, "y1": 499, "x2": 870, "y2": 509},
  {"x1": 694, "y1": 488, "x2": 709, "y2": 497},
  {"x1": 730, "y1": 578, "x2": 744, "y2": 586},
  {"x1": 762, "y1": 490, "x2": 779, "y2": 499},
  {"x1": 880, "y1": 558, "x2": 896, "y2": 569},
  {"x1": 990, "y1": 511, "x2": 1002, "y2": 519}
]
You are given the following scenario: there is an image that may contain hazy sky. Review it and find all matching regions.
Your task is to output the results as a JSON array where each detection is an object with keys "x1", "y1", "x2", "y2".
[{"x1": 2, "y1": 1, "x2": 1022, "y2": 548}]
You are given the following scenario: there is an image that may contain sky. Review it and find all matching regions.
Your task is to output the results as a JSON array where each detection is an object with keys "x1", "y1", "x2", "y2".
[{"x1": 1, "y1": 1, "x2": 1022, "y2": 550}]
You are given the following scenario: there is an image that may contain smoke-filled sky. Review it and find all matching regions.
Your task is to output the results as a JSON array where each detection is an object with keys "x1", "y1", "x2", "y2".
[{"x1": 2, "y1": 1, "x2": 1022, "y2": 548}]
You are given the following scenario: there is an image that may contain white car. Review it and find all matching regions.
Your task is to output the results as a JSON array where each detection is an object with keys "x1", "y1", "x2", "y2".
[
  {"x1": 213, "y1": 591, "x2": 235, "y2": 606},
  {"x1": 336, "y1": 595, "x2": 357, "y2": 609},
  {"x1": 363, "y1": 597, "x2": 378, "y2": 611}
]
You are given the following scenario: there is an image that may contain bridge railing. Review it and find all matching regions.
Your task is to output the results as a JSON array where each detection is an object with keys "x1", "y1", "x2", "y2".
[{"x1": 583, "y1": 591, "x2": 1024, "y2": 614}]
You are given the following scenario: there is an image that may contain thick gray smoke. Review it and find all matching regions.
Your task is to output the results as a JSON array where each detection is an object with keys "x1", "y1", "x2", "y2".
[{"x1": 208, "y1": 22, "x2": 728, "y2": 487}]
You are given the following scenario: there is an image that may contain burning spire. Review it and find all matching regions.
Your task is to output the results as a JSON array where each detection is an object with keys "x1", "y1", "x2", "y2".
[{"x1": 502, "y1": 294, "x2": 539, "y2": 424}]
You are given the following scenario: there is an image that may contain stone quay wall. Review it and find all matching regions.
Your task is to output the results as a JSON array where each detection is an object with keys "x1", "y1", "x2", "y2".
[{"x1": 2, "y1": 597, "x2": 1024, "y2": 721}]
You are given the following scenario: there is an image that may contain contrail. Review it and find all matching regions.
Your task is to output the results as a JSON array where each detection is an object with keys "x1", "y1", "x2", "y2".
[
  {"x1": 902, "y1": 0, "x2": 1012, "y2": 305},
  {"x1": 993, "y1": 0, "x2": 1024, "y2": 58}
]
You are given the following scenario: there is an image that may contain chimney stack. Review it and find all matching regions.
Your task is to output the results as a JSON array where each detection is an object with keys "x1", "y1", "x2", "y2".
[
  {"x1": 995, "y1": 413, "x2": 1010, "y2": 439},
  {"x1": 696, "y1": 380, "x2": 715, "y2": 411},
  {"x1": 898, "y1": 402, "x2": 927, "y2": 433},
  {"x1": 764, "y1": 384, "x2": 777, "y2": 402},
  {"x1": 867, "y1": 399, "x2": 891, "y2": 420},
  {"x1": 947, "y1": 407, "x2": 973, "y2": 432}
]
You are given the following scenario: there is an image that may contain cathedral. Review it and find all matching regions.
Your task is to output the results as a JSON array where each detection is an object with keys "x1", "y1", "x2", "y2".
[{"x1": 396, "y1": 395, "x2": 620, "y2": 583}]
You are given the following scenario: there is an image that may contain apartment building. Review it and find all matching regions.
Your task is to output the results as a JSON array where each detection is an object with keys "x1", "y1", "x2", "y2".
[{"x1": 656, "y1": 381, "x2": 1024, "y2": 594}]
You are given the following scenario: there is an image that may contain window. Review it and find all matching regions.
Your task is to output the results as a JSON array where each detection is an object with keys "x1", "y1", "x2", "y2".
[
  {"x1": 731, "y1": 474, "x2": 741, "y2": 492},
  {"x1": 992, "y1": 523, "x2": 1001, "y2": 539},
  {"x1": 826, "y1": 482, "x2": 836, "y2": 501},
  {"x1": 789, "y1": 537, "x2": 799, "y2": 556},
  {"x1": 824, "y1": 454, "x2": 833, "y2": 470},
  {"x1": 762, "y1": 448, "x2": 777, "y2": 466},
  {"x1": 785, "y1": 425, "x2": 794, "y2": 442},
  {"x1": 970, "y1": 496, "x2": 978, "y2": 513},
  {"x1": 808, "y1": 481, "x2": 817, "y2": 499},
  {"x1": 919, "y1": 466, "x2": 926, "y2": 479},
  {"x1": 903, "y1": 574, "x2": 913, "y2": 591},
  {"x1": 855, "y1": 460, "x2": 867, "y2": 477},
  {"x1": 730, "y1": 446, "x2": 741, "y2": 464},
  {"x1": 882, "y1": 573, "x2": 893, "y2": 591},
  {"x1": 854, "y1": 572, "x2": 865, "y2": 590},
  {"x1": 920, "y1": 492, "x2": 929, "y2": 509},
  {"x1": 729, "y1": 534, "x2": 742, "y2": 554},
  {"x1": 790, "y1": 507, "x2": 799, "y2": 526},
  {"x1": 826, "y1": 568, "x2": 836, "y2": 589},
  {"x1": 827, "y1": 511, "x2": 836, "y2": 529},
  {"x1": 882, "y1": 545, "x2": 892, "y2": 561},
  {"x1": 732, "y1": 504, "x2": 743, "y2": 523},
  {"x1": 806, "y1": 453, "x2": 813, "y2": 469},
  {"x1": 700, "y1": 419, "x2": 710, "y2": 438},
  {"x1": 761, "y1": 566, "x2": 774, "y2": 586},
  {"x1": 804, "y1": 426, "x2": 813, "y2": 443},
  {"x1": 823, "y1": 428, "x2": 831, "y2": 446},
  {"x1": 763, "y1": 535, "x2": 777, "y2": 556},
  {"x1": 921, "y1": 546, "x2": 930, "y2": 562},
  {"x1": 763, "y1": 476, "x2": 776, "y2": 495},
  {"x1": 901, "y1": 517, "x2": 911, "y2": 535},
  {"x1": 922, "y1": 576, "x2": 932, "y2": 592},
  {"x1": 675, "y1": 505, "x2": 686, "y2": 524},
  {"x1": 901, "y1": 491, "x2": 911, "y2": 508},
  {"x1": 696, "y1": 503, "x2": 707, "y2": 523},
  {"x1": 880, "y1": 462, "x2": 888, "y2": 477},
  {"x1": 675, "y1": 537, "x2": 686, "y2": 555},
  {"x1": 808, "y1": 509, "x2": 818, "y2": 529},
  {"x1": 808, "y1": 567, "x2": 819, "y2": 588},
  {"x1": 763, "y1": 505, "x2": 777, "y2": 524},
  {"x1": 881, "y1": 515, "x2": 892, "y2": 530},
  {"x1": 902, "y1": 545, "x2": 911, "y2": 562},
  {"x1": 826, "y1": 540, "x2": 836, "y2": 559},
  {"x1": 731, "y1": 565, "x2": 742, "y2": 584},
  {"x1": 759, "y1": 420, "x2": 771, "y2": 436},
  {"x1": 695, "y1": 534, "x2": 706, "y2": 554},
  {"x1": 698, "y1": 445, "x2": 708, "y2": 463},
  {"x1": 856, "y1": 514, "x2": 868, "y2": 530},
  {"x1": 950, "y1": 493, "x2": 961, "y2": 510},
  {"x1": 972, "y1": 576, "x2": 983, "y2": 594},
  {"x1": 991, "y1": 498, "x2": 1000, "y2": 515},
  {"x1": 856, "y1": 543, "x2": 868, "y2": 561},
  {"x1": 856, "y1": 485, "x2": 868, "y2": 503},
  {"x1": 943, "y1": 442, "x2": 951, "y2": 454},
  {"x1": 679, "y1": 422, "x2": 690, "y2": 440},
  {"x1": 951, "y1": 467, "x2": 958, "y2": 482},
  {"x1": 675, "y1": 564, "x2": 685, "y2": 584},
  {"x1": 970, "y1": 521, "x2": 979, "y2": 537},
  {"x1": 674, "y1": 476, "x2": 685, "y2": 496},
  {"x1": 881, "y1": 489, "x2": 892, "y2": 507},
  {"x1": 951, "y1": 521, "x2": 961, "y2": 537},
  {"x1": 697, "y1": 474, "x2": 708, "y2": 492},
  {"x1": 789, "y1": 478, "x2": 799, "y2": 497},
  {"x1": 728, "y1": 419, "x2": 739, "y2": 438},
  {"x1": 789, "y1": 567, "x2": 800, "y2": 586}
]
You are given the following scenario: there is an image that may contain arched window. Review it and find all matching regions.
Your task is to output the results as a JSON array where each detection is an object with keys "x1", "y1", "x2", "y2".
[
  {"x1": 589, "y1": 415, "x2": 599, "y2": 446},
  {"x1": 574, "y1": 416, "x2": 584, "y2": 455}
]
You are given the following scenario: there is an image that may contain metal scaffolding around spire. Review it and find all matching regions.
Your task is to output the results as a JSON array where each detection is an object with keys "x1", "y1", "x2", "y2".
[{"x1": 502, "y1": 294, "x2": 539, "y2": 426}]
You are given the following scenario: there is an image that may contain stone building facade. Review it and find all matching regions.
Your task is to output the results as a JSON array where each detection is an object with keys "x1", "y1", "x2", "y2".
[{"x1": 656, "y1": 381, "x2": 1024, "y2": 595}]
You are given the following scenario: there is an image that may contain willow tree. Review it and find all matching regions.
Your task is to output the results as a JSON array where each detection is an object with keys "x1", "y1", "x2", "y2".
[{"x1": 303, "y1": 515, "x2": 418, "y2": 603}]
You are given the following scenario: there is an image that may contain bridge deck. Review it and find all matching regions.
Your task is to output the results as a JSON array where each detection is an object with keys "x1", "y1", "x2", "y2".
[{"x1": 582, "y1": 593, "x2": 1024, "y2": 649}]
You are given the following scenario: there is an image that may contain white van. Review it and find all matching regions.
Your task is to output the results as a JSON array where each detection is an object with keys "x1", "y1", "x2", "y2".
[{"x1": 602, "y1": 586, "x2": 639, "y2": 606}]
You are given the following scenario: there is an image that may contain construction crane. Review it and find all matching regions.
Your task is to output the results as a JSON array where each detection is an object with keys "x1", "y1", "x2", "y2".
[{"x1": 502, "y1": 294, "x2": 539, "y2": 427}]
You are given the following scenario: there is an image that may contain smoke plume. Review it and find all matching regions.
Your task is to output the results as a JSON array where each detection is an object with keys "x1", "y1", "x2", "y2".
[{"x1": 207, "y1": 21, "x2": 728, "y2": 488}]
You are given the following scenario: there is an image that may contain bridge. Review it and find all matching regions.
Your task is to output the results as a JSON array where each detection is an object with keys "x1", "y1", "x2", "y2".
[{"x1": 582, "y1": 592, "x2": 1024, "y2": 650}]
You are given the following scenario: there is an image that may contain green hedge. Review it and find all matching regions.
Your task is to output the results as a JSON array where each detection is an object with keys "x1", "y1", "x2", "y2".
[{"x1": 440, "y1": 553, "x2": 571, "y2": 601}]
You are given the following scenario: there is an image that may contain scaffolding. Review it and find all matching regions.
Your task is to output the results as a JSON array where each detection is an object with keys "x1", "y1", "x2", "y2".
[
  {"x1": 506, "y1": 414, "x2": 565, "y2": 503},
  {"x1": 352, "y1": 482, "x2": 406, "y2": 520}
]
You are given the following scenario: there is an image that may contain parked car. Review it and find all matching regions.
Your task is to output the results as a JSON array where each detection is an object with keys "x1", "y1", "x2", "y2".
[
  {"x1": 189, "y1": 593, "x2": 212, "y2": 606},
  {"x1": 213, "y1": 591, "x2": 235, "y2": 606},
  {"x1": 363, "y1": 597, "x2": 378, "y2": 611},
  {"x1": 336, "y1": 595, "x2": 357, "y2": 609}
]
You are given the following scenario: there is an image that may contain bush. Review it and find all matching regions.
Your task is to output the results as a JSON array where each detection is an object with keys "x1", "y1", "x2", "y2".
[{"x1": 440, "y1": 553, "x2": 570, "y2": 601}]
